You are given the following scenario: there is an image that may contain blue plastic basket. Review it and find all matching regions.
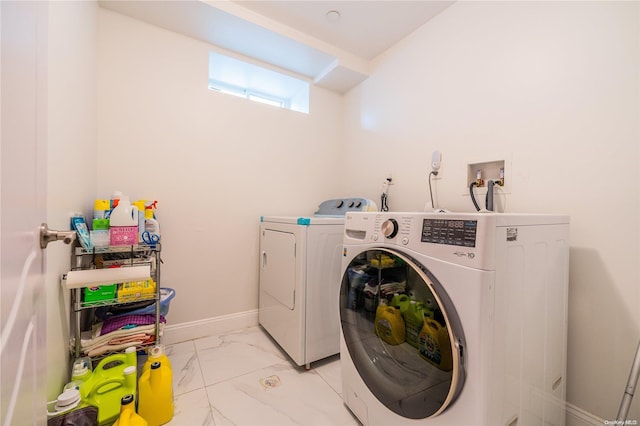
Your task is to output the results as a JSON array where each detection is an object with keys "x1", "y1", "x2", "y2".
[
  {"x1": 95, "y1": 288, "x2": 175, "y2": 319},
  {"x1": 126, "y1": 287, "x2": 175, "y2": 316}
]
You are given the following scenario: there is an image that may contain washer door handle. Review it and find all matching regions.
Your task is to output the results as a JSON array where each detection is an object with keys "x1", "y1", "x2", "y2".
[{"x1": 261, "y1": 251, "x2": 267, "y2": 268}]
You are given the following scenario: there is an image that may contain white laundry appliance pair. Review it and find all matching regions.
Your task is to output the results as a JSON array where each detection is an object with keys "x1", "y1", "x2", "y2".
[
  {"x1": 259, "y1": 198, "x2": 376, "y2": 369},
  {"x1": 339, "y1": 211, "x2": 570, "y2": 426}
]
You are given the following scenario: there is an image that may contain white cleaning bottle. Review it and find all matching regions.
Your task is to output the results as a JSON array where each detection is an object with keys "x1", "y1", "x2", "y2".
[
  {"x1": 144, "y1": 207, "x2": 160, "y2": 237},
  {"x1": 110, "y1": 196, "x2": 139, "y2": 246}
]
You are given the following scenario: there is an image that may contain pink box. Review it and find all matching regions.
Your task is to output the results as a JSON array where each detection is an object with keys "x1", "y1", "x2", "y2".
[{"x1": 110, "y1": 226, "x2": 138, "y2": 246}]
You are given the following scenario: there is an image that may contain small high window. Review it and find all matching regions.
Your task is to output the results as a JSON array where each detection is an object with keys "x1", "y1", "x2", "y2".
[{"x1": 208, "y1": 51, "x2": 309, "y2": 114}]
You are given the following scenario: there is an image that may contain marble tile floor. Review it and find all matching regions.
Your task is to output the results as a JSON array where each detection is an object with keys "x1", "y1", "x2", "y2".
[{"x1": 163, "y1": 326, "x2": 361, "y2": 426}]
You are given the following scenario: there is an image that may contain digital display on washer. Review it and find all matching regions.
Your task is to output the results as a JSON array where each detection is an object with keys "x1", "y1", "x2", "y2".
[{"x1": 421, "y1": 219, "x2": 477, "y2": 247}]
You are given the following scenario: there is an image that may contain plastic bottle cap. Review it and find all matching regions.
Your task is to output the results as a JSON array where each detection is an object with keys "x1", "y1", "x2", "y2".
[
  {"x1": 72, "y1": 364, "x2": 89, "y2": 376},
  {"x1": 56, "y1": 389, "x2": 81, "y2": 408},
  {"x1": 94, "y1": 199, "x2": 110, "y2": 209}
]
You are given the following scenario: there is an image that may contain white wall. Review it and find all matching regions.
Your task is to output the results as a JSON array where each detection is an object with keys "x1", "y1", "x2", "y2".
[
  {"x1": 45, "y1": 1, "x2": 98, "y2": 401},
  {"x1": 46, "y1": 1, "x2": 98, "y2": 400},
  {"x1": 52, "y1": 1, "x2": 640, "y2": 421},
  {"x1": 341, "y1": 1, "x2": 640, "y2": 422},
  {"x1": 96, "y1": 9, "x2": 344, "y2": 332}
]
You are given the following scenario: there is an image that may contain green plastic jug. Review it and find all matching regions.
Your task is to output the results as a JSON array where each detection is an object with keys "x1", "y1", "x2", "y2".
[
  {"x1": 138, "y1": 361, "x2": 174, "y2": 426},
  {"x1": 390, "y1": 293, "x2": 410, "y2": 314},
  {"x1": 113, "y1": 394, "x2": 148, "y2": 426},
  {"x1": 83, "y1": 347, "x2": 137, "y2": 426},
  {"x1": 403, "y1": 300, "x2": 425, "y2": 348}
]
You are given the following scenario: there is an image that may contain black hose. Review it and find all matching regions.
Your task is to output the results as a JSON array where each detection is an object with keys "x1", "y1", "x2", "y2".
[
  {"x1": 428, "y1": 171, "x2": 438, "y2": 209},
  {"x1": 469, "y1": 182, "x2": 481, "y2": 211},
  {"x1": 380, "y1": 193, "x2": 388, "y2": 212},
  {"x1": 486, "y1": 180, "x2": 495, "y2": 211}
]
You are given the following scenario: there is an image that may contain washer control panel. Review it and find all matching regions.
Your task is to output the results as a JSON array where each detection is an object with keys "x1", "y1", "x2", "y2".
[
  {"x1": 369, "y1": 215, "x2": 478, "y2": 248},
  {"x1": 344, "y1": 211, "x2": 498, "y2": 270},
  {"x1": 421, "y1": 219, "x2": 478, "y2": 247}
]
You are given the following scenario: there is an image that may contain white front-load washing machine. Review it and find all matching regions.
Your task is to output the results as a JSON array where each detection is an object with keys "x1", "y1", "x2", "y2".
[
  {"x1": 259, "y1": 198, "x2": 376, "y2": 368},
  {"x1": 339, "y1": 212, "x2": 570, "y2": 426}
]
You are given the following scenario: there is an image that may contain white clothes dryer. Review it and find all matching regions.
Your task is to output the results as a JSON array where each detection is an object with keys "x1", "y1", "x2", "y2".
[
  {"x1": 259, "y1": 198, "x2": 376, "y2": 368},
  {"x1": 339, "y1": 212, "x2": 570, "y2": 426}
]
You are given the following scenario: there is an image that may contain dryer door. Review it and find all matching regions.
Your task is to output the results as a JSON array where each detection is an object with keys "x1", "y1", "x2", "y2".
[
  {"x1": 260, "y1": 229, "x2": 296, "y2": 309},
  {"x1": 340, "y1": 248, "x2": 465, "y2": 419}
]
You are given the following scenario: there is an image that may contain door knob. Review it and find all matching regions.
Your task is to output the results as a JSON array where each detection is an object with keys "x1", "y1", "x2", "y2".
[{"x1": 39, "y1": 223, "x2": 76, "y2": 249}]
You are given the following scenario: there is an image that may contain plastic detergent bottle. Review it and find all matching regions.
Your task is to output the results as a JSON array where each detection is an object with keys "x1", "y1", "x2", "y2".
[
  {"x1": 418, "y1": 315, "x2": 453, "y2": 371},
  {"x1": 113, "y1": 394, "x2": 147, "y2": 426},
  {"x1": 94, "y1": 199, "x2": 110, "y2": 220},
  {"x1": 109, "y1": 196, "x2": 139, "y2": 246},
  {"x1": 111, "y1": 191, "x2": 123, "y2": 209},
  {"x1": 422, "y1": 298, "x2": 435, "y2": 320},
  {"x1": 375, "y1": 304, "x2": 405, "y2": 345},
  {"x1": 138, "y1": 361, "x2": 174, "y2": 426},
  {"x1": 83, "y1": 347, "x2": 137, "y2": 426},
  {"x1": 390, "y1": 293, "x2": 410, "y2": 314},
  {"x1": 64, "y1": 356, "x2": 93, "y2": 395},
  {"x1": 141, "y1": 345, "x2": 172, "y2": 377},
  {"x1": 133, "y1": 200, "x2": 146, "y2": 243},
  {"x1": 71, "y1": 356, "x2": 92, "y2": 382},
  {"x1": 144, "y1": 207, "x2": 160, "y2": 237},
  {"x1": 403, "y1": 300, "x2": 426, "y2": 349}
]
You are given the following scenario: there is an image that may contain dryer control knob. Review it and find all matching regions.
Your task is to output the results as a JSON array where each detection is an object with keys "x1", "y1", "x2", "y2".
[{"x1": 381, "y1": 219, "x2": 399, "y2": 239}]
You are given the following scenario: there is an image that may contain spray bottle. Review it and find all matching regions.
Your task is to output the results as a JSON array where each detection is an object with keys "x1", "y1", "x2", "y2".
[{"x1": 133, "y1": 200, "x2": 146, "y2": 243}]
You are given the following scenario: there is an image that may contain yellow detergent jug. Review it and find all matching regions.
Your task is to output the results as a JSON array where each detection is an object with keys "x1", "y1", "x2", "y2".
[
  {"x1": 83, "y1": 347, "x2": 138, "y2": 426},
  {"x1": 138, "y1": 361, "x2": 173, "y2": 426},
  {"x1": 403, "y1": 300, "x2": 425, "y2": 348},
  {"x1": 375, "y1": 305, "x2": 405, "y2": 345},
  {"x1": 138, "y1": 361, "x2": 174, "y2": 426},
  {"x1": 418, "y1": 315, "x2": 453, "y2": 371},
  {"x1": 390, "y1": 293, "x2": 410, "y2": 314},
  {"x1": 113, "y1": 394, "x2": 148, "y2": 426},
  {"x1": 142, "y1": 345, "x2": 172, "y2": 376}
]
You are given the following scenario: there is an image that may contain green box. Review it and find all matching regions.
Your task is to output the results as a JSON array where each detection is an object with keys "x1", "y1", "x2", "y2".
[{"x1": 83, "y1": 284, "x2": 117, "y2": 303}]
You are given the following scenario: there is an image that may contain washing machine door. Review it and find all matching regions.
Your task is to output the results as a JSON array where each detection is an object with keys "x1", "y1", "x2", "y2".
[{"x1": 340, "y1": 248, "x2": 466, "y2": 419}]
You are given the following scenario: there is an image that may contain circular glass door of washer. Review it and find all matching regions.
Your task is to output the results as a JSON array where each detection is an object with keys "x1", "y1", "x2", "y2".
[{"x1": 340, "y1": 248, "x2": 466, "y2": 419}]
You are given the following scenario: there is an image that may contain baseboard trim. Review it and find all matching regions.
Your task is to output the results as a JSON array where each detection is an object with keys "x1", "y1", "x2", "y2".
[
  {"x1": 566, "y1": 401, "x2": 606, "y2": 426},
  {"x1": 162, "y1": 309, "x2": 259, "y2": 345}
]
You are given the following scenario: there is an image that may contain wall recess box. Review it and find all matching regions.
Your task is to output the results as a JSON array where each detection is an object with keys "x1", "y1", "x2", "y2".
[{"x1": 466, "y1": 159, "x2": 510, "y2": 193}]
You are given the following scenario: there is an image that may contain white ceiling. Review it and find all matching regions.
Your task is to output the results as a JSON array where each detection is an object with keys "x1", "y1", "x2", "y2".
[
  {"x1": 233, "y1": 1, "x2": 454, "y2": 60},
  {"x1": 99, "y1": 0, "x2": 455, "y2": 93}
]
